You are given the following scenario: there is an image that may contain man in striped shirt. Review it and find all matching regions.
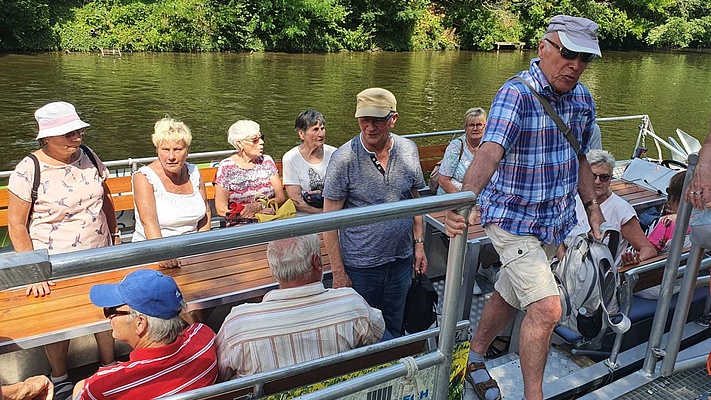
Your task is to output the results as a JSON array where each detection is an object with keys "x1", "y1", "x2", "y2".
[
  {"x1": 215, "y1": 234, "x2": 386, "y2": 381},
  {"x1": 73, "y1": 270, "x2": 218, "y2": 400},
  {"x1": 444, "y1": 15, "x2": 606, "y2": 400}
]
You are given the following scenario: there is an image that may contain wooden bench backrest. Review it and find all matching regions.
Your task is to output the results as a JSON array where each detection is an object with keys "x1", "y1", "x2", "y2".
[{"x1": 0, "y1": 146, "x2": 439, "y2": 227}]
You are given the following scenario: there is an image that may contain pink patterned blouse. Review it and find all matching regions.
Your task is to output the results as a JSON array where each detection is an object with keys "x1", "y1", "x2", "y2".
[{"x1": 214, "y1": 155, "x2": 279, "y2": 206}]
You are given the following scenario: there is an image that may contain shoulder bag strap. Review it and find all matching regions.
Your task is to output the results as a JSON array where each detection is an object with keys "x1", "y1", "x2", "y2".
[
  {"x1": 457, "y1": 138, "x2": 464, "y2": 162},
  {"x1": 80, "y1": 144, "x2": 100, "y2": 170},
  {"x1": 27, "y1": 153, "x2": 41, "y2": 224},
  {"x1": 512, "y1": 76, "x2": 581, "y2": 153}
]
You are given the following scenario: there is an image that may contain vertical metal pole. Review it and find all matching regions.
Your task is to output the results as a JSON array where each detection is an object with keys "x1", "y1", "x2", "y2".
[
  {"x1": 434, "y1": 206, "x2": 471, "y2": 399},
  {"x1": 660, "y1": 244, "x2": 705, "y2": 376},
  {"x1": 642, "y1": 153, "x2": 697, "y2": 375}
]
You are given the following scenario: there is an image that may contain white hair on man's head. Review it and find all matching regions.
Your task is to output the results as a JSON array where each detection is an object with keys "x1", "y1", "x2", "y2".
[
  {"x1": 586, "y1": 149, "x2": 615, "y2": 173},
  {"x1": 128, "y1": 300, "x2": 187, "y2": 345},
  {"x1": 267, "y1": 234, "x2": 321, "y2": 283}
]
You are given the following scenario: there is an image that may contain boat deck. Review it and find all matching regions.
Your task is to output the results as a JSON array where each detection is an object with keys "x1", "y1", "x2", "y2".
[{"x1": 615, "y1": 367, "x2": 711, "y2": 399}]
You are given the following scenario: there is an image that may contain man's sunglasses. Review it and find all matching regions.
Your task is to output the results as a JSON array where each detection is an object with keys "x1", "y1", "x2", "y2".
[
  {"x1": 103, "y1": 306, "x2": 131, "y2": 319},
  {"x1": 544, "y1": 38, "x2": 596, "y2": 63},
  {"x1": 242, "y1": 134, "x2": 265, "y2": 145},
  {"x1": 593, "y1": 173, "x2": 611, "y2": 183}
]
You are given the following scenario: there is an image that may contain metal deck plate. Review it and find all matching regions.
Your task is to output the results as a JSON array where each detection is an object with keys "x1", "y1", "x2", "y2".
[{"x1": 615, "y1": 367, "x2": 711, "y2": 400}]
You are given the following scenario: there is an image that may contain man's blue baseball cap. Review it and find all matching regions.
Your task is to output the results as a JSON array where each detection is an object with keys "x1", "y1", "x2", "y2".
[{"x1": 89, "y1": 269, "x2": 183, "y2": 319}]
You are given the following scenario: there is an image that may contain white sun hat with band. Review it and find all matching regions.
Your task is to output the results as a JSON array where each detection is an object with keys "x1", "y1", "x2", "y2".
[
  {"x1": 35, "y1": 101, "x2": 90, "y2": 140},
  {"x1": 546, "y1": 15, "x2": 602, "y2": 57}
]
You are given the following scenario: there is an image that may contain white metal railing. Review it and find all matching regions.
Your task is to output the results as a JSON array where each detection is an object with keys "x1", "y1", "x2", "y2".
[{"x1": 0, "y1": 130, "x2": 464, "y2": 180}]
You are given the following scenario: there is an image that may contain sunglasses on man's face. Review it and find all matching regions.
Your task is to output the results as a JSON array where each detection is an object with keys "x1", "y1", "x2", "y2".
[
  {"x1": 544, "y1": 38, "x2": 596, "y2": 63},
  {"x1": 593, "y1": 173, "x2": 611, "y2": 183},
  {"x1": 103, "y1": 306, "x2": 131, "y2": 319}
]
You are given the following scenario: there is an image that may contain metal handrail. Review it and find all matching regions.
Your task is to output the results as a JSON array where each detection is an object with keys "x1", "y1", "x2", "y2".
[
  {"x1": 1, "y1": 116, "x2": 652, "y2": 180},
  {"x1": 163, "y1": 321, "x2": 470, "y2": 400},
  {"x1": 642, "y1": 153, "x2": 700, "y2": 375},
  {"x1": 0, "y1": 130, "x2": 463, "y2": 179},
  {"x1": 46, "y1": 192, "x2": 474, "y2": 279}
]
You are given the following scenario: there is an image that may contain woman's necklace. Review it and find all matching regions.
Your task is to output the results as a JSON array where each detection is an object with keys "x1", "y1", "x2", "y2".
[{"x1": 169, "y1": 167, "x2": 187, "y2": 194}]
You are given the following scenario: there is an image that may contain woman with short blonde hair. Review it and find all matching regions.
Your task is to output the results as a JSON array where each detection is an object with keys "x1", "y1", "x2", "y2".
[{"x1": 132, "y1": 117, "x2": 211, "y2": 268}]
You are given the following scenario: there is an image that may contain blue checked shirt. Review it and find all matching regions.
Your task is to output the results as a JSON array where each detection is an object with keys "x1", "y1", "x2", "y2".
[{"x1": 479, "y1": 58, "x2": 596, "y2": 245}]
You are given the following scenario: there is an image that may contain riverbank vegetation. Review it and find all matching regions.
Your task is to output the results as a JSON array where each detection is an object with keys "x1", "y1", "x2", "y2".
[{"x1": 1, "y1": 0, "x2": 710, "y2": 52}]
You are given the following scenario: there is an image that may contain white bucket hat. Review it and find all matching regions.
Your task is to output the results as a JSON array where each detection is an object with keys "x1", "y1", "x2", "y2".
[{"x1": 35, "y1": 101, "x2": 90, "y2": 140}]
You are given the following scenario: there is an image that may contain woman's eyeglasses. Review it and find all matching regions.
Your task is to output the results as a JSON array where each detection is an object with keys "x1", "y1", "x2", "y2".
[
  {"x1": 544, "y1": 38, "x2": 596, "y2": 63},
  {"x1": 103, "y1": 306, "x2": 131, "y2": 319},
  {"x1": 467, "y1": 123, "x2": 485, "y2": 130},
  {"x1": 593, "y1": 173, "x2": 611, "y2": 183},
  {"x1": 243, "y1": 134, "x2": 265, "y2": 145},
  {"x1": 63, "y1": 129, "x2": 86, "y2": 139}
]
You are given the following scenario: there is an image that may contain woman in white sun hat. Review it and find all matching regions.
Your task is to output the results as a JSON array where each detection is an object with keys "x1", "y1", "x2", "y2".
[{"x1": 6, "y1": 101, "x2": 118, "y2": 399}]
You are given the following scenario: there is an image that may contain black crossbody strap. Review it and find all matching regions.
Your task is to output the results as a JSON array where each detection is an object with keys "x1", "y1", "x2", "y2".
[
  {"x1": 513, "y1": 76, "x2": 581, "y2": 154},
  {"x1": 27, "y1": 153, "x2": 41, "y2": 223}
]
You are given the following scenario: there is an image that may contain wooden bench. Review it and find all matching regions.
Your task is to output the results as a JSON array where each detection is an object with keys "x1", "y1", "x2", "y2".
[{"x1": 0, "y1": 235, "x2": 331, "y2": 354}]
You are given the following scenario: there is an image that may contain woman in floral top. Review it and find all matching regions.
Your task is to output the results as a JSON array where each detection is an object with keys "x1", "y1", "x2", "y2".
[
  {"x1": 214, "y1": 120, "x2": 285, "y2": 225},
  {"x1": 7, "y1": 101, "x2": 117, "y2": 398}
]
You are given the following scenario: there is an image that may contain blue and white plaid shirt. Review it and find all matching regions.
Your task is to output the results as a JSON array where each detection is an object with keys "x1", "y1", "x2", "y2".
[{"x1": 479, "y1": 58, "x2": 596, "y2": 245}]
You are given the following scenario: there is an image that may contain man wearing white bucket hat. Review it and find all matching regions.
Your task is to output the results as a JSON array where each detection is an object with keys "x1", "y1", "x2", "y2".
[
  {"x1": 444, "y1": 15, "x2": 604, "y2": 400},
  {"x1": 7, "y1": 101, "x2": 120, "y2": 400}
]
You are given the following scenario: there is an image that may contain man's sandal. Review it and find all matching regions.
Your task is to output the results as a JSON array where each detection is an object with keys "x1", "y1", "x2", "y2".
[
  {"x1": 485, "y1": 336, "x2": 510, "y2": 359},
  {"x1": 465, "y1": 362, "x2": 501, "y2": 400}
]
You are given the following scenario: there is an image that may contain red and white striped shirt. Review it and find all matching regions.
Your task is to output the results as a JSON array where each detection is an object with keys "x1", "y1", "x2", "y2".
[{"x1": 77, "y1": 323, "x2": 217, "y2": 399}]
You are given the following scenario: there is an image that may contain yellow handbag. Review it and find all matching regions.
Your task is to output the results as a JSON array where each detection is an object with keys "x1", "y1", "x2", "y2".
[{"x1": 254, "y1": 195, "x2": 297, "y2": 222}]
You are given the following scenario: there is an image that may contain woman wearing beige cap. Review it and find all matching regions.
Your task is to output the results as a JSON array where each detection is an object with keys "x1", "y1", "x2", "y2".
[{"x1": 6, "y1": 101, "x2": 118, "y2": 398}]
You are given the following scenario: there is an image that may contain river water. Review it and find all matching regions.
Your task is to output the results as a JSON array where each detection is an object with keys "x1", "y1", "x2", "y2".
[{"x1": 1, "y1": 50, "x2": 710, "y2": 171}]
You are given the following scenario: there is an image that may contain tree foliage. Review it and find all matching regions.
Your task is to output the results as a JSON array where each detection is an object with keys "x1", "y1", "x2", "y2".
[{"x1": 1, "y1": 0, "x2": 711, "y2": 52}]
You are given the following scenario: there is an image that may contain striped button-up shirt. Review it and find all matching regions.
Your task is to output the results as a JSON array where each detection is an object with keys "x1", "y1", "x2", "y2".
[
  {"x1": 215, "y1": 282, "x2": 385, "y2": 381},
  {"x1": 479, "y1": 58, "x2": 596, "y2": 245}
]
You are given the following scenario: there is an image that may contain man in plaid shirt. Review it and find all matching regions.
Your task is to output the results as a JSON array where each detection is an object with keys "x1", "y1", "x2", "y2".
[{"x1": 445, "y1": 15, "x2": 605, "y2": 400}]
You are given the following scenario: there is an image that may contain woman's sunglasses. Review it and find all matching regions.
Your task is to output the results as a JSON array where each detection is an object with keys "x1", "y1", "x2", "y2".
[
  {"x1": 103, "y1": 306, "x2": 131, "y2": 319},
  {"x1": 593, "y1": 173, "x2": 611, "y2": 183},
  {"x1": 544, "y1": 38, "x2": 596, "y2": 63},
  {"x1": 243, "y1": 134, "x2": 265, "y2": 145}
]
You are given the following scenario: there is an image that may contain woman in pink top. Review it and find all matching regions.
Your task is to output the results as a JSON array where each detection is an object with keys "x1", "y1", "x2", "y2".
[
  {"x1": 214, "y1": 120, "x2": 285, "y2": 226},
  {"x1": 6, "y1": 101, "x2": 118, "y2": 398},
  {"x1": 647, "y1": 171, "x2": 691, "y2": 253}
]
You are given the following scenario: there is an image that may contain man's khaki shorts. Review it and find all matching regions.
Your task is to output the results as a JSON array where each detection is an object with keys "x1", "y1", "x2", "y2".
[{"x1": 485, "y1": 224, "x2": 559, "y2": 310}]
